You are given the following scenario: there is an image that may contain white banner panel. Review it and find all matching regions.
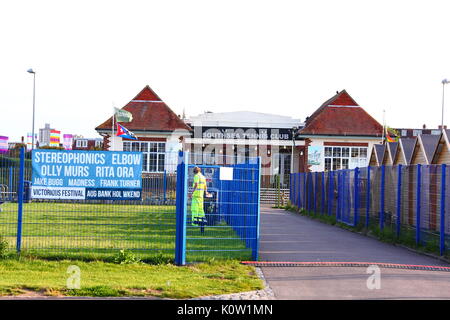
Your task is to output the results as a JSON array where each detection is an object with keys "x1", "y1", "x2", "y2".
[{"x1": 31, "y1": 186, "x2": 86, "y2": 200}]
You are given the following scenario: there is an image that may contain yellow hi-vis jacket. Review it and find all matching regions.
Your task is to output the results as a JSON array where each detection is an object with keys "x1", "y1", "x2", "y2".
[{"x1": 192, "y1": 173, "x2": 207, "y2": 198}]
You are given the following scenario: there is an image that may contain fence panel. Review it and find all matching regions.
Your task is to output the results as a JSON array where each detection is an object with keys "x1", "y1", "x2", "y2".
[
  {"x1": 289, "y1": 163, "x2": 450, "y2": 256},
  {"x1": 0, "y1": 150, "x2": 22, "y2": 251},
  {"x1": 358, "y1": 167, "x2": 369, "y2": 227},
  {"x1": 384, "y1": 166, "x2": 397, "y2": 231},
  {"x1": 420, "y1": 165, "x2": 441, "y2": 248},
  {"x1": 184, "y1": 153, "x2": 260, "y2": 263},
  {"x1": 1, "y1": 149, "x2": 180, "y2": 261},
  {"x1": 445, "y1": 165, "x2": 450, "y2": 253}
]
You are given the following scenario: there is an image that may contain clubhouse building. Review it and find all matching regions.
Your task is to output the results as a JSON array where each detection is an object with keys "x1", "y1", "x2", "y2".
[{"x1": 95, "y1": 85, "x2": 411, "y2": 183}]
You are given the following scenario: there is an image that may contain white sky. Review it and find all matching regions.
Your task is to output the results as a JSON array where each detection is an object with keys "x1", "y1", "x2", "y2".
[{"x1": 1, "y1": 0, "x2": 450, "y2": 142}]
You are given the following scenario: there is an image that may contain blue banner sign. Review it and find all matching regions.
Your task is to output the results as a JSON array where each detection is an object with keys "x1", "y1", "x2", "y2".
[{"x1": 31, "y1": 150, "x2": 142, "y2": 200}]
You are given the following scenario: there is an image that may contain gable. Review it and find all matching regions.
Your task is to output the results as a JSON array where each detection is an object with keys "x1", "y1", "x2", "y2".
[
  {"x1": 393, "y1": 145, "x2": 406, "y2": 165},
  {"x1": 387, "y1": 142, "x2": 398, "y2": 164},
  {"x1": 434, "y1": 137, "x2": 450, "y2": 164},
  {"x1": 399, "y1": 138, "x2": 416, "y2": 165},
  {"x1": 95, "y1": 85, "x2": 192, "y2": 133},
  {"x1": 419, "y1": 134, "x2": 441, "y2": 164},
  {"x1": 382, "y1": 147, "x2": 391, "y2": 165},
  {"x1": 411, "y1": 143, "x2": 426, "y2": 165},
  {"x1": 369, "y1": 148, "x2": 378, "y2": 166},
  {"x1": 299, "y1": 90, "x2": 383, "y2": 137}
]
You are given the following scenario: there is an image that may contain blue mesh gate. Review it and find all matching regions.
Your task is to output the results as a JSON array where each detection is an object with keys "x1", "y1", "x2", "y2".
[{"x1": 175, "y1": 152, "x2": 261, "y2": 265}]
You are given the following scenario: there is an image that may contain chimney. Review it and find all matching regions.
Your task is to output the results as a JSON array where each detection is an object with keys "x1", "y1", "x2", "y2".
[
  {"x1": 423, "y1": 124, "x2": 426, "y2": 129},
  {"x1": 439, "y1": 125, "x2": 443, "y2": 130}
]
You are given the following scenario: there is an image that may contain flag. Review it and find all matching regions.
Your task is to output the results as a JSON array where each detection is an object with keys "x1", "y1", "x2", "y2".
[
  {"x1": 116, "y1": 123, "x2": 137, "y2": 140},
  {"x1": 114, "y1": 107, "x2": 133, "y2": 122},
  {"x1": 385, "y1": 127, "x2": 398, "y2": 143}
]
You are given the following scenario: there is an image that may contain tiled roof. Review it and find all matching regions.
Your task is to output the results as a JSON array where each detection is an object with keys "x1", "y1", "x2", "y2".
[
  {"x1": 445, "y1": 129, "x2": 450, "y2": 143},
  {"x1": 387, "y1": 142, "x2": 398, "y2": 162},
  {"x1": 419, "y1": 134, "x2": 441, "y2": 163},
  {"x1": 374, "y1": 144, "x2": 385, "y2": 164},
  {"x1": 399, "y1": 138, "x2": 416, "y2": 165},
  {"x1": 298, "y1": 90, "x2": 383, "y2": 136},
  {"x1": 95, "y1": 85, "x2": 192, "y2": 132}
]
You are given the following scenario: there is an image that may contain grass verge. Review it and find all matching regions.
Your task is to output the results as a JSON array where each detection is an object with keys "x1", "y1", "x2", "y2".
[{"x1": 0, "y1": 256, "x2": 263, "y2": 299}]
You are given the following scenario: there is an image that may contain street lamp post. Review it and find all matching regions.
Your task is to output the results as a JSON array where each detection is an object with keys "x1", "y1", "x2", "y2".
[
  {"x1": 442, "y1": 79, "x2": 450, "y2": 130},
  {"x1": 27, "y1": 69, "x2": 36, "y2": 150}
]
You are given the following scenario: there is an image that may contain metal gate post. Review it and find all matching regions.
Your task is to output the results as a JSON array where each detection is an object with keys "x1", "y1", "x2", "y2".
[
  {"x1": 354, "y1": 167, "x2": 360, "y2": 226},
  {"x1": 163, "y1": 170, "x2": 167, "y2": 203},
  {"x1": 416, "y1": 164, "x2": 422, "y2": 245},
  {"x1": 328, "y1": 171, "x2": 333, "y2": 216},
  {"x1": 366, "y1": 166, "x2": 371, "y2": 228},
  {"x1": 16, "y1": 147, "x2": 25, "y2": 253},
  {"x1": 396, "y1": 165, "x2": 402, "y2": 237},
  {"x1": 321, "y1": 172, "x2": 325, "y2": 214},
  {"x1": 252, "y1": 156, "x2": 261, "y2": 261},
  {"x1": 380, "y1": 165, "x2": 385, "y2": 230},
  {"x1": 314, "y1": 172, "x2": 318, "y2": 213},
  {"x1": 337, "y1": 171, "x2": 342, "y2": 221},
  {"x1": 440, "y1": 164, "x2": 446, "y2": 256},
  {"x1": 175, "y1": 151, "x2": 188, "y2": 265},
  {"x1": 303, "y1": 172, "x2": 307, "y2": 210}
]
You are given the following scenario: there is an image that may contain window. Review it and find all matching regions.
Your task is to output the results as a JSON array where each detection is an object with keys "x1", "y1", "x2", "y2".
[
  {"x1": 76, "y1": 140, "x2": 88, "y2": 148},
  {"x1": 324, "y1": 145, "x2": 368, "y2": 171},
  {"x1": 95, "y1": 140, "x2": 103, "y2": 148},
  {"x1": 123, "y1": 141, "x2": 166, "y2": 172}
]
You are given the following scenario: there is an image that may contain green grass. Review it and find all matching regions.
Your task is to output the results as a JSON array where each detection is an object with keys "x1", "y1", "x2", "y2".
[
  {"x1": 0, "y1": 202, "x2": 251, "y2": 262},
  {"x1": 284, "y1": 202, "x2": 450, "y2": 261},
  {"x1": 0, "y1": 257, "x2": 263, "y2": 298}
]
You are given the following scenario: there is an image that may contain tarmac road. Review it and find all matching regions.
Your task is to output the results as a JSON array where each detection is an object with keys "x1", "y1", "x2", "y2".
[{"x1": 259, "y1": 206, "x2": 450, "y2": 300}]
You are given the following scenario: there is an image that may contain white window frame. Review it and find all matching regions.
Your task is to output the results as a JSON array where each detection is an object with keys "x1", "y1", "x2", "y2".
[
  {"x1": 123, "y1": 141, "x2": 166, "y2": 173},
  {"x1": 76, "y1": 139, "x2": 88, "y2": 148},
  {"x1": 324, "y1": 146, "x2": 368, "y2": 171}
]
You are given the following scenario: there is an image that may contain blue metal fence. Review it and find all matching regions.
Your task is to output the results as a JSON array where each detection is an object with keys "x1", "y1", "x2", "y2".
[{"x1": 290, "y1": 164, "x2": 450, "y2": 256}]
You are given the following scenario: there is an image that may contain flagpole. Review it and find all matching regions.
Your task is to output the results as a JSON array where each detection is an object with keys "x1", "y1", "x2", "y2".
[{"x1": 381, "y1": 109, "x2": 385, "y2": 144}]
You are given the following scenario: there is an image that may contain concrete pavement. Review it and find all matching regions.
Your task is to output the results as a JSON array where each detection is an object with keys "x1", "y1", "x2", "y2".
[{"x1": 259, "y1": 206, "x2": 450, "y2": 299}]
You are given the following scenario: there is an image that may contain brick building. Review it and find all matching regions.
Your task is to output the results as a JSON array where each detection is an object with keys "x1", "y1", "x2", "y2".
[
  {"x1": 95, "y1": 85, "x2": 192, "y2": 173},
  {"x1": 296, "y1": 90, "x2": 384, "y2": 172}
]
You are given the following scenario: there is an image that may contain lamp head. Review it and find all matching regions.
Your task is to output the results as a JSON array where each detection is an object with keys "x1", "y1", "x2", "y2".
[
  {"x1": 27, "y1": 68, "x2": 35, "y2": 74},
  {"x1": 443, "y1": 79, "x2": 449, "y2": 85}
]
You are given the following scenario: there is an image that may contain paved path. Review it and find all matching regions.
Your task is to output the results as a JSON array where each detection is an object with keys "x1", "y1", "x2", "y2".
[{"x1": 259, "y1": 206, "x2": 450, "y2": 299}]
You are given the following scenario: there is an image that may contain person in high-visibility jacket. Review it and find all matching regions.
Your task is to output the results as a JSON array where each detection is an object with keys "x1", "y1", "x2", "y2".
[{"x1": 191, "y1": 166, "x2": 210, "y2": 225}]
